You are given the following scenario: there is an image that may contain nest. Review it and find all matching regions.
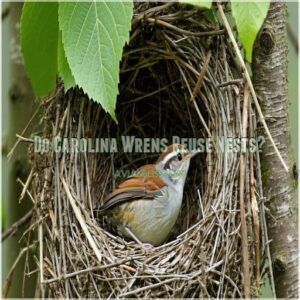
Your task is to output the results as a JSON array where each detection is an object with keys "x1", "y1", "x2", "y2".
[{"x1": 26, "y1": 2, "x2": 264, "y2": 298}]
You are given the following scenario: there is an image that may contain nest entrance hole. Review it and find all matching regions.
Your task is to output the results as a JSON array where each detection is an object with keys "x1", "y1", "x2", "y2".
[{"x1": 88, "y1": 10, "x2": 221, "y2": 239}]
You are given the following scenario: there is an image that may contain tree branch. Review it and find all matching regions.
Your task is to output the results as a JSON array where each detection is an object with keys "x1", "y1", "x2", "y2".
[{"x1": 2, "y1": 210, "x2": 33, "y2": 242}]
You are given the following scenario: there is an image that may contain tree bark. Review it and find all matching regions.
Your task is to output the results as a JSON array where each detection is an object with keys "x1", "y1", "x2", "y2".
[{"x1": 252, "y1": 2, "x2": 298, "y2": 298}]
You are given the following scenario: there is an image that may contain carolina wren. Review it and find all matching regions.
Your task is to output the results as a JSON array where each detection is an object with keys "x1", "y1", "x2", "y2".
[{"x1": 100, "y1": 144, "x2": 198, "y2": 246}]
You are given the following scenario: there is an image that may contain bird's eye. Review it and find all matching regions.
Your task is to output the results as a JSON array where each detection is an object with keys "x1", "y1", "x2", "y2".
[{"x1": 177, "y1": 153, "x2": 182, "y2": 161}]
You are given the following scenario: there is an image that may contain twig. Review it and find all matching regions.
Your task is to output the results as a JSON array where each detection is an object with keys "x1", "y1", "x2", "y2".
[
  {"x1": 7, "y1": 104, "x2": 41, "y2": 160},
  {"x1": 17, "y1": 178, "x2": 35, "y2": 204},
  {"x1": 15, "y1": 134, "x2": 34, "y2": 144},
  {"x1": 191, "y1": 50, "x2": 212, "y2": 101},
  {"x1": 176, "y1": 60, "x2": 213, "y2": 140},
  {"x1": 190, "y1": 51, "x2": 213, "y2": 139},
  {"x1": 2, "y1": 210, "x2": 33, "y2": 242},
  {"x1": 7, "y1": 86, "x2": 63, "y2": 160},
  {"x1": 43, "y1": 257, "x2": 137, "y2": 283},
  {"x1": 249, "y1": 102, "x2": 260, "y2": 292},
  {"x1": 197, "y1": 189, "x2": 205, "y2": 219},
  {"x1": 61, "y1": 177, "x2": 102, "y2": 263},
  {"x1": 38, "y1": 215, "x2": 44, "y2": 297},
  {"x1": 147, "y1": 17, "x2": 225, "y2": 37},
  {"x1": 2, "y1": 244, "x2": 35, "y2": 298},
  {"x1": 217, "y1": 2, "x2": 289, "y2": 173},
  {"x1": 217, "y1": 79, "x2": 243, "y2": 88},
  {"x1": 239, "y1": 84, "x2": 251, "y2": 298},
  {"x1": 19, "y1": 169, "x2": 34, "y2": 202},
  {"x1": 132, "y1": 2, "x2": 175, "y2": 24},
  {"x1": 119, "y1": 278, "x2": 183, "y2": 297}
]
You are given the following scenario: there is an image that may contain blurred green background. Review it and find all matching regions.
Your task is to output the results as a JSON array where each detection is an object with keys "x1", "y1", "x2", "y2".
[{"x1": 1, "y1": 2, "x2": 298, "y2": 298}]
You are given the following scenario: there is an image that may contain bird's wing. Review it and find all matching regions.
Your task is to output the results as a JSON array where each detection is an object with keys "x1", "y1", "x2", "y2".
[{"x1": 100, "y1": 165, "x2": 166, "y2": 211}]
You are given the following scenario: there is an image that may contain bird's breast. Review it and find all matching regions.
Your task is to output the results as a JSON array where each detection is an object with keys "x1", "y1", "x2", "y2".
[{"x1": 112, "y1": 186, "x2": 183, "y2": 246}]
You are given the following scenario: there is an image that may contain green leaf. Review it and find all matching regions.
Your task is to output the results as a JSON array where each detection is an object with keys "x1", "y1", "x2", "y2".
[
  {"x1": 232, "y1": 1, "x2": 270, "y2": 62},
  {"x1": 179, "y1": 0, "x2": 212, "y2": 9},
  {"x1": 204, "y1": 9, "x2": 218, "y2": 23},
  {"x1": 58, "y1": 30, "x2": 76, "y2": 91},
  {"x1": 58, "y1": 1, "x2": 133, "y2": 120},
  {"x1": 21, "y1": 2, "x2": 59, "y2": 97}
]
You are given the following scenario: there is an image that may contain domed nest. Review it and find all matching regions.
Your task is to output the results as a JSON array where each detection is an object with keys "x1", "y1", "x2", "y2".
[{"x1": 27, "y1": 2, "x2": 263, "y2": 298}]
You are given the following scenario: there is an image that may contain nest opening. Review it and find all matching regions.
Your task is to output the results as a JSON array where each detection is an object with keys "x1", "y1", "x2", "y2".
[{"x1": 28, "y1": 3, "x2": 260, "y2": 298}]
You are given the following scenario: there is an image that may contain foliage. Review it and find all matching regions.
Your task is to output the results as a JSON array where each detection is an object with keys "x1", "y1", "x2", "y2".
[
  {"x1": 58, "y1": 2, "x2": 133, "y2": 120},
  {"x1": 231, "y1": 1, "x2": 270, "y2": 62},
  {"x1": 20, "y1": 1, "x2": 270, "y2": 120},
  {"x1": 57, "y1": 30, "x2": 75, "y2": 91},
  {"x1": 179, "y1": 0, "x2": 212, "y2": 9},
  {"x1": 21, "y1": 3, "x2": 59, "y2": 96},
  {"x1": 178, "y1": 0, "x2": 270, "y2": 62},
  {"x1": 21, "y1": 1, "x2": 133, "y2": 120}
]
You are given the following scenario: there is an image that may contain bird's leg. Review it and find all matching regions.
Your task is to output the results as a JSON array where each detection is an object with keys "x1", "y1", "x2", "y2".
[{"x1": 125, "y1": 227, "x2": 154, "y2": 253}]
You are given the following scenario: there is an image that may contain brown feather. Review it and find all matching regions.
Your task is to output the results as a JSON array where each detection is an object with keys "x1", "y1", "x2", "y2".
[
  {"x1": 101, "y1": 144, "x2": 190, "y2": 211},
  {"x1": 101, "y1": 164, "x2": 165, "y2": 211}
]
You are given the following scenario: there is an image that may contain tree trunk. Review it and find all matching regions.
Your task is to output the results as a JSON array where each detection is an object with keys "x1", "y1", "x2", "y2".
[{"x1": 252, "y1": 2, "x2": 298, "y2": 298}]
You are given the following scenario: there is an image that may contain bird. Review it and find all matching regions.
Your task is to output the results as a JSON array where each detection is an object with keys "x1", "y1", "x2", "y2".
[{"x1": 100, "y1": 144, "x2": 198, "y2": 247}]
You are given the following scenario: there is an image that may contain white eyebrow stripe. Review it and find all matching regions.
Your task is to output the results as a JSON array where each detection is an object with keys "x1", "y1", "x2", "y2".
[{"x1": 161, "y1": 151, "x2": 177, "y2": 166}]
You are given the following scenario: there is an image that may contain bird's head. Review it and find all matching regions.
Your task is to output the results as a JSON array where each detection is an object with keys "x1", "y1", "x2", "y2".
[{"x1": 155, "y1": 144, "x2": 198, "y2": 190}]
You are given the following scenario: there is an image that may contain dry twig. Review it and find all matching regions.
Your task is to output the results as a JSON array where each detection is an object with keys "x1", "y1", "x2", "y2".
[
  {"x1": 238, "y1": 84, "x2": 251, "y2": 298},
  {"x1": 249, "y1": 102, "x2": 260, "y2": 292},
  {"x1": 2, "y1": 210, "x2": 33, "y2": 242},
  {"x1": 61, "y1": 177, "x2": 102, "y2": 263},
  {"x1": 2, "y1": 244, "x2": 36, "y2": 298}
]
